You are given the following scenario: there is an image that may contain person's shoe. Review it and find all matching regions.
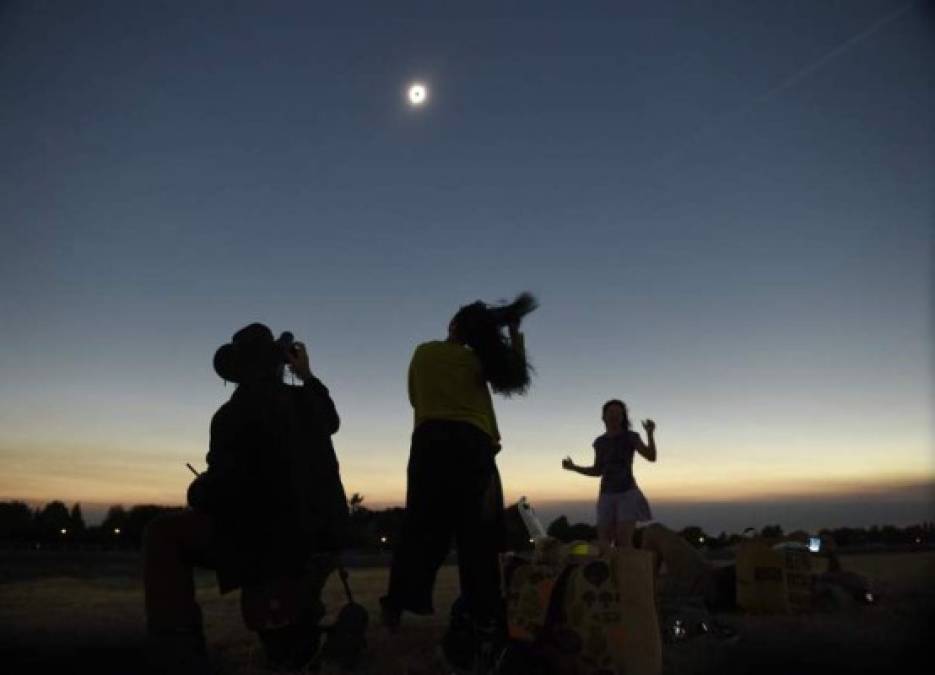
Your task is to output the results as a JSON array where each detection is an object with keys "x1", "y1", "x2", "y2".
[{"x1": 438, "y1": 596, "x2": 475, "y2": 673}]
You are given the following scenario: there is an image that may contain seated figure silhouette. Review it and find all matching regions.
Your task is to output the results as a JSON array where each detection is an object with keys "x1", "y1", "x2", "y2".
[{"x1": 143, "y1": 322, "x2": 350, "y2": 674}]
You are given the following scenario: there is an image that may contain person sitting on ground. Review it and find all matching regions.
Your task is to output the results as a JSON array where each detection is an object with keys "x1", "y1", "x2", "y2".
[{"x1": 143, "y1": 323, "x2": 349, "y2": 674}]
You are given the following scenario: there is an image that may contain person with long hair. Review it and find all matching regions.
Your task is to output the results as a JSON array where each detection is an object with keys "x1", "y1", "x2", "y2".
[
  {"x1": 381, "y1": 292, "x2": 537, "y2": 670},
  {"x1": 562, "y1": 399, "x2": 657, "y2": 548}
]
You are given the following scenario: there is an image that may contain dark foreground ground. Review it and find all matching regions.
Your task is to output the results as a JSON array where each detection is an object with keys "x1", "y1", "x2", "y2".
[{"x1": 0, "y1": 548, "x2": 932, "y2": 675}]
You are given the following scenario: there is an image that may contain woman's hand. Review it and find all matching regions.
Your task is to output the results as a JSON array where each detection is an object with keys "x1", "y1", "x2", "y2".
[
  {"x1": 507, "y1": 320, "x2": 522, "y2": 341},
  {"x1": 562, "y1": 456, "x2": 575, "y2": 471},
  {"x1": 642, "y1": 419, "x2": 656, "y2": 434}
]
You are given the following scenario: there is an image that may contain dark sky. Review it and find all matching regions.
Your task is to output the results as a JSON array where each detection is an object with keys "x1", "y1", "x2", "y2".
[{"x1": 1, "y1": 1, "x2": 932, "y2": 530}]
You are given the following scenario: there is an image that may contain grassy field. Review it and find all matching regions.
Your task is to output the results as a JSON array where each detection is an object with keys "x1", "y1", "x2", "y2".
[{"x1": 0, "y1": 550, "x2": 932, "y2": 674}]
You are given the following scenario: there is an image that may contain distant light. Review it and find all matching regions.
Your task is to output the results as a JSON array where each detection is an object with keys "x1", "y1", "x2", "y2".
[
  {"x1": 380, "y1": 536, "x2": 387, "y2": 544},
  {"x1": 916, "y1": 537, "x2": 922, "y2": 544},
  {"x1": 113, "y1": 528, "x2": 121, "y2": 535},
  {"x1": 60, "y1": 528, "x2": 67, "y2": 535},
  {"x1": 407, "y1": 83, "x2": 428, "y2": 107},
  {"x1": 864, "y1": 592, "x2": 875, "y2": 604},
  {"x1": 698, "y1": 537, "x2": 705, "y2": 544},
  {"x1": 671, "y1": 619, "x2": 687, "y2": 640},
  {"x1": 529, "y1": 538, "x2": 535, "y2": 544}
]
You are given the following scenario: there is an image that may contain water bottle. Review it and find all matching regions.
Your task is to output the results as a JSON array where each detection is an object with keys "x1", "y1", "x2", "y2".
[{"x1": 517, "y1": 496, "x2": 547, "y2": 542}]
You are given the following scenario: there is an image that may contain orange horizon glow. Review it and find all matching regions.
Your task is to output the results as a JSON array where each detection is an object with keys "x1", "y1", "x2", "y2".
[
  {"x1": 2, "y1": 468, "x2": 931, "y2": 513},
  {"x1": 3, "y1": 424, "x2": 931, "y2": 514}
]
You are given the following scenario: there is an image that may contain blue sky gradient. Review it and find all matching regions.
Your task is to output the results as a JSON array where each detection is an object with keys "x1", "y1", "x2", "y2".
[{"x1": 1, "y1": 1, "x2": 932, "y2": 531}]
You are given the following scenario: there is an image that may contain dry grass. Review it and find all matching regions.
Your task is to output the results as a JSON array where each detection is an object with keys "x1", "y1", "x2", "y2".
[
  {"x1": 0, "y1": 564, "x2": 461, "y2": 674},
  {"x1": 209, "y1": 565, "x2": 462, "y2": 674},
  {"x1": 0, "y1": 553, "x2": 933, "y2": 674}
]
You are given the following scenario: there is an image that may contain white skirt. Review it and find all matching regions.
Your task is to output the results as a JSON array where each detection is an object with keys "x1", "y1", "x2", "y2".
[{"x1": 597, "y1": 487, "x2": 653, "y2": 530}]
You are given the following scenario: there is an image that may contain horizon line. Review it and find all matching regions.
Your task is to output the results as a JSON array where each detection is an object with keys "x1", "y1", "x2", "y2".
[{"x1": 4, "y1": 476, "x2": 932, "y2": 512}]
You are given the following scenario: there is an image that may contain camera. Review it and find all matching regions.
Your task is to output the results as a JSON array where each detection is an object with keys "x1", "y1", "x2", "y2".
[{"x1": 277, "y1": 331, "x2": 301, "y2": 360}]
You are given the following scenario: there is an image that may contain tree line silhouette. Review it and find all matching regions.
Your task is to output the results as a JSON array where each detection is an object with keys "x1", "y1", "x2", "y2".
[{"x1": 1, "y1": 498, "x2": 932, "y2": 552}]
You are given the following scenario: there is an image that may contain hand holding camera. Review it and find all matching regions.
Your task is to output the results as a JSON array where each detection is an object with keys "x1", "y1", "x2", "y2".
[
  {"x1": 286, "y1": 341, "x2": 312, "y2": 381},
  {"x1": 278, "y1": 332, "x2": 312, "y2": 382}
]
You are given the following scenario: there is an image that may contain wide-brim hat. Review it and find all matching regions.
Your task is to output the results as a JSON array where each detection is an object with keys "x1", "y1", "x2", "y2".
[{"x1": 213, "y1": 323, "x2": 294, "y2": 384}]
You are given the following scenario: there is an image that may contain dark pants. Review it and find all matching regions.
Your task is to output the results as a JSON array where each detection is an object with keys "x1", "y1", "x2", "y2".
[
  {"x1": 143, "y1": 509, "x2": 332, "y2": 635},
  {"x1": 385, "y1": 420, "x2": 505, "y2": 624},
  {"x1": 143, "y1": 509, "x2": 217, "y2": 635}
]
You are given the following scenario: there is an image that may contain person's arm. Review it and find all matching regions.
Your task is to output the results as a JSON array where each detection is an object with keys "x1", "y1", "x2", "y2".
[
  {"x1": 298, "y1": 374, "x2": 340, "y2": 435},
  {"x1": 567, "y1": 463, "x2": 602, "y2": 477},
  {"x1": 289, "y1": 343, "x2": 340, "y2": 436},
  {"x1": 189, "y1": 406, "x2": 251, "y2": 513},
  {"x1": 485, "y1": 388, "x2": 502, "y2": 451},
  {"x1": 508, "y1": 324, "x2": 525, "y2": 358},
  {"x1": 562, "y1": 445, "x2": 605, "y2": 476},
  {"x1": 635, "y1": 420, "x2": 657, "y2": 462}
]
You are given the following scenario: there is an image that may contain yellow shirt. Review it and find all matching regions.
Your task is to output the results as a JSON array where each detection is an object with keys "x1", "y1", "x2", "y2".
[{"x1": 408, "y1": 340, "x2": 500, "y2": 441}]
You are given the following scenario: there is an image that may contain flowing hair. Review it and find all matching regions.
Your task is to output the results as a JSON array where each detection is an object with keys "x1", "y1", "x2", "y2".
[{"x1": 453, "y1": 292, "x2": 538, "y2": 396}]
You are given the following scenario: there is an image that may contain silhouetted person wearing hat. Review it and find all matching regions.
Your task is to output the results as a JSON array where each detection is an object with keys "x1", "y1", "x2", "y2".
[{"x1": 143, "y1": 323, "x2": 349, "y2": 674}]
